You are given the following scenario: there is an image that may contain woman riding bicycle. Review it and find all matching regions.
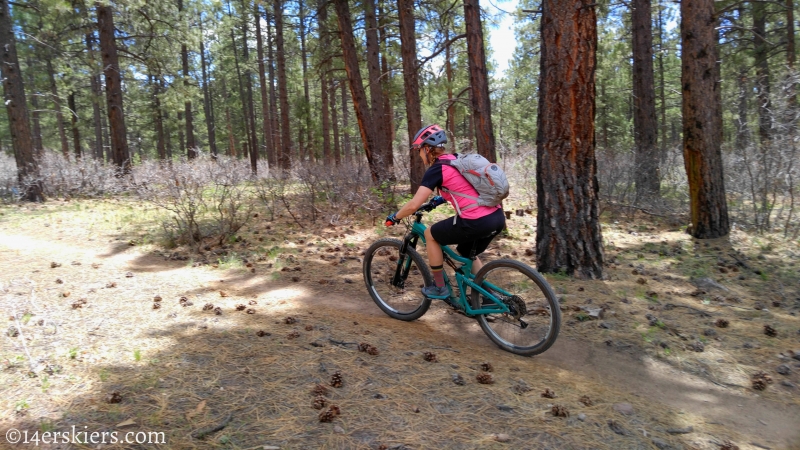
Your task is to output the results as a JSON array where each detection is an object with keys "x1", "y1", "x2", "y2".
[{"x1": 386, "y1": 124, "x2": 506, "y2": 301}]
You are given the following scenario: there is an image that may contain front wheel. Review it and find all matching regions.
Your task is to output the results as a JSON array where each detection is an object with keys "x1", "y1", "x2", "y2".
[
  {"x1": 363, "y1": 238, "x2": 433, "y2": 321},
  {"x1": 471, "y1": 259, "x2": 561, "y2": 356}
]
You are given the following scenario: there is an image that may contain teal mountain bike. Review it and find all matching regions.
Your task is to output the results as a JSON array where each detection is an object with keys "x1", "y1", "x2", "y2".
[{"x1": 362, "y1": 200, "x2": 561, "y2": 356}]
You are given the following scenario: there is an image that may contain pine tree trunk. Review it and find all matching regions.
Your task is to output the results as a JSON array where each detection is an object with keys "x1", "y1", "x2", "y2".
[
  {"x1": 228, "y1": 2, "x2": 249, "y2": 161},
  {"x1": 26, "y1": 59, "x2": 42, "y2": 155},
  {"x1": 445, "y1": 28, "x2": 456, "y2": 141},
  {"x1": 266, "y1": 9, "x2": 280, "y2": 166},
  {"x1": 335, "y1": 0, "x2": 382, "y2": 181},
  {"x1": 753, "y1": 1, "x2": 772, "y2": 145},
  {"x1": 241, "y1": 0, "x2": 258, "y2": 173},
  {"x1": 365, "y1": 0, "x2": 391, "y2": 171},
  {"x1": 341, "y1": 80, "x2": 351, "y2": 162},
  {"x1": 178, "y1": 0, "x2": 197, "y2": 159},
  {"x1": 199, "y1": 26, "x2": 218, "y2": 158},
  {"x1": 254, "y1": 3, "x2": 272, "y2": 165},
  {"x1": 97, "y1": 3, "x2": 130, "y2": 172},
  {"x1": 681, "y1": 0, "x2": 730, "y2": 239},
  {"x1": 320, "y1": 69, "x2": 331, "y2": 165},
  {"x1": 536, "y1": 0, "x2": 604, "y2": 278},
  {"x1": 274, "y1": 0, "x2": 291, "y2": 170},
  {"x1": 398, "y1": 0, "x2": 424, "y2": 191},
  {"x1": 221, "y1": 78, "x2": 236, "y2": 157},
  {"x1": 86, "y1": 32, "x2": 104, "y2": 160},
  {"x1": 45, "y1": 58, "x2": 70, "y2": 157},
  {"x1": 151, "y1": 74, "x2": 167, "y2": 161},
  {"x1": 68, "y1": 92, "x2": 81, "y2": 158},
  {"x1": 1, "y1": 0, "x2": 42, "y2": 200},
  {"x1": 331, "y1": 79, "x2": 340, "y2": 165},
  {"x1": 657, "y1": 0, "x2": 667, "y2": 161},
  {"x1": 463, "y1": 0, "x2": 496, "y2": 162},
  {"x1": 299, "y1": 0, "x2": 313, "y2": 162},
  {"x1": 379, "y1": 4, "x2": 394, "y2": 152},
  {"x1": 632, "y1": 0, "x2": 660, "y2": 203}
]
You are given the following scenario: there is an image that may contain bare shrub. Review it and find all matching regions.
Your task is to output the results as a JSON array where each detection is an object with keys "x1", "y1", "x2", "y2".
[
  {"x1": 133, "y1": 156, "x2": 254, "y2": 248},
  {"x1": 33, "y1": 152, "x2": 124, "y2": 198},
  {"x1": 0, "y1": 152, "x2": 19, "y2": 202}
]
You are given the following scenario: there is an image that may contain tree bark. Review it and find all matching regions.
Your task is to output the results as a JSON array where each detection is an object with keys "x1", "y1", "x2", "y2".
[
  {"x1": 299, "y1": 0, "x2": 312, "y2": 162},
  {"x1": 274, "y1": 0, "x2": 291, "y2": 170},
  {"x1": 1, "y1": 0, "x2": 42, "y2": 200},
  {"x1": 632, "y1": 0, "x2": 660, "y2": 203},
  {"x1": 26, "y1": 59, "x2": 42, "y2": 155},
  {"x1": 398, "y1": 0, "x2": 424, "y2": 191},
  {"x1": 178, "y1": 0, "x2": 197, "y2": 159},
  {"x1": 266, "y1": 8, "x2": 281, "y2": 166},
  {"x1": 335, "y1": 0, "x2": 383, "y2": 182},
  {"x1": 753, "y1": 1, "x2": 772, "y2": 145},
  {"x1": 463, "y1": 0, "x2": 496, "y2": 162},
  {"x1": 331, "y1": 79, "x2": 340, "y2": 165},
  {"x1": 255, "y1": 2, "x2": 271, "y2": 165},
  {"x1": 86, "y1": 32, "x2": 104, "y2": 160},
  {"x1": 241, "y1": 0, "x2": 258, "y2": 173},
  {"x1": 221, "y1": 78, "x2": 236, "y2": 157},
  {"x1": 199, "y1": 23, "x2": 218, "y2": 158},
  {"x1": 97, "y1": 3, "x2": 130, "y2": 172},
  {"x1": 365, "y1": 0, "x2": 391, "y2": 171},
  {"x1": 320, "y1": 69, "x2": 331, "y2": 165},
  {"x1": 681, "y1": 0, "x2": 730, "y2": 238},
  {"x1": 536, "y1": 0, "x2": 604, "y2": 278},
  {"x1": 45, "y1": 58, "x2": 69, "y2": 157},
  {"x1": 68, "y1": 92, "x2": 81, "y2": 158},
  {"x1": 151, "y1": 74, "x2": 167, "y2": 161},
  {"x1": 342, "y1": 79, "x2": 351, "y2": 162},
  {"x1": 228, "y1": 0, "x2": 249, "y2": 162}
]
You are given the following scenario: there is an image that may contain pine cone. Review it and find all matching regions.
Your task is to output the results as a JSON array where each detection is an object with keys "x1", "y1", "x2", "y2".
[
  {"x1": 423, "y1": 352, "x2": 438, "y2": 362},
  {"x1": 330, "y1": 371, "x2": 343, "y2": 388},
  {"x1": 764, "y1": 324, "x2": 777, "y2": 337},
  {"x1": 248, "y1": 300, "x2": 258, "y2": 305},
  {"x1": 152, "y1": 302, "x2": 161, "y2": 310},
  {"x1": 312, "y1": 384, "x2": 329, "y2": 396},
  {"x1": 202, "y1": 303, "x2": 214, "y2": 311},
  {"x1": 480, "y1": 362, "x2": 494, "y2": 372},
  {"x1": 153, "y1": 295, "x2": 162, "y2": 302},
  {"x1": 551, "y1": 404, "x2": 569, "y2": 417},
  {"x1": 305, "y1": 325, "x2": 314, "y2": 331},
  {"x1": 213, "y1": 307, "x2": 223, "y2": 315},
  {"x1": 287, "y1": 331, "x2": 300, "y2": 339},
  {"x1": 715, "y1": 318, "x2": 729, "y2": 328},
  {"x1": 452, "y1": 374, "x2": 465, "y2": 386},
  {"x1": 312, "y1": 395, "x2": 327, "y2": 410},
  {"x1": 719, "y1": 441, "x2": 740, "y2": 450},
  {"x1": 358, "y1": 343, "x2": 379, "y2": 355},
  {"x1": 284, "y1": 316, "x2": 297, "y2": 324},
  {"x1": 476, "y1": 373, "x2": 494, "y2": 384},
  {"x1": 105, "y1": 391, "x2": 123, "y2": 404},
  {"x1": 579, "y1": 395, "x2": 593, "y2": 407},
  {"x1": 541, "y1": 388, "x2": 556, "y2": 399},
  {"x1": 318, "y1": 404, "x2": 341, "y2": 422},
  {"x1": 751, "y1": 371, "x2": 773, "y2": 390},
  {"x1": 256, "y1": 330, "x2": 270, "y2": 337},
  {"x1": 236, "y1": 304, "x2": 246, "y2": 311},
  {"x1": 246, "y1": 309, "x2": 256, "y2": 314}
]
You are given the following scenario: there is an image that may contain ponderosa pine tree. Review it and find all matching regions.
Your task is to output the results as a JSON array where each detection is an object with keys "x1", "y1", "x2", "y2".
[{"x1": 536, "y1": 0, "x2": 604, "y2": 278}]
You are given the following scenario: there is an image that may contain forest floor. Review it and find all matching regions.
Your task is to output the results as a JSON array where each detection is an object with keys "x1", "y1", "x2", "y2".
[{"x1": 1, "y1": 197, "x2": 799, "y2": 450}]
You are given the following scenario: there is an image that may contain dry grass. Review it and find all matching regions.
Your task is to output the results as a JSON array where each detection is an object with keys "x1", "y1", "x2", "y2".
[{"x1": 1, "y1": 197, "x2": 799, "y2": 449}]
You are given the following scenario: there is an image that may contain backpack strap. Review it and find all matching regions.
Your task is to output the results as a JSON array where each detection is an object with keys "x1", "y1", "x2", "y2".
[{"x1": 435, "y1": 159, "x2": 480, "y2": 224}]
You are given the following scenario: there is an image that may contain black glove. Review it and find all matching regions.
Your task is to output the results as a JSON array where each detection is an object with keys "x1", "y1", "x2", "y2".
[
  {"x1": 431, "y1": 196, "x2": 446, "y2": 207},
  {"x1": 385, "y1": 212, "x2": 399, "y2": 226}
]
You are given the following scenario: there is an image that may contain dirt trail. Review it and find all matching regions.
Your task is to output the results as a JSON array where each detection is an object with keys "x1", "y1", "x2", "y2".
[
  {"x1": 325, "y1": 290, "x2": 800, "y2": 448},
  {"x1": 2, "y1": 218, "x2": 800, "y2": 449}
]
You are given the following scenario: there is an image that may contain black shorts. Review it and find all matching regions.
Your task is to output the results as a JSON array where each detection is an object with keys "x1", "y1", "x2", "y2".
[{"x1": 429, "y1": 208, "x2": 506, "y2": 258}]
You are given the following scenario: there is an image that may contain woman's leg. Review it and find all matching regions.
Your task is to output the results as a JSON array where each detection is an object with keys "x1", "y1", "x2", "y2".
[{"x1": 424, "y1": 227, "x2": 443, "y2": 266}]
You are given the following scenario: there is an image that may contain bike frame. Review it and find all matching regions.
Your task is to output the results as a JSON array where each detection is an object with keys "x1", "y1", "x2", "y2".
[{"x1": 392, "y1": 211, "x2": 512, "y2": 317}]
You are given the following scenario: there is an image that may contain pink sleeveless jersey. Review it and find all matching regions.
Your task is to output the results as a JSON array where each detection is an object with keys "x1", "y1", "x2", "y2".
[{"x1": 437, "y1": 154, "x2": 501, "y2": 220}]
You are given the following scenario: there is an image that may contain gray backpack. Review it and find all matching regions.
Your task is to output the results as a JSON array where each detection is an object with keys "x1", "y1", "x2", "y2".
[{"x1": 438, "y1": 153, "x2": 510, "y2": 219}]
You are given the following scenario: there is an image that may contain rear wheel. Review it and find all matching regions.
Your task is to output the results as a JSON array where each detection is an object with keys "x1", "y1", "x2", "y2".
[
  {"x1": 363, "y1": 238, "x2": 433, "y2": 321},
  {"x1": 470, "y1": 259, "x2": 561, "y2": 356}
]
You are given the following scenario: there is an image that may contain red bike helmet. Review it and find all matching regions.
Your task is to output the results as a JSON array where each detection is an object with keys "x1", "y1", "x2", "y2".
[{"x1": 412, "y1": 124, "x2": 447, "y2": 148}]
